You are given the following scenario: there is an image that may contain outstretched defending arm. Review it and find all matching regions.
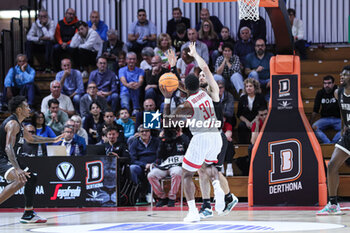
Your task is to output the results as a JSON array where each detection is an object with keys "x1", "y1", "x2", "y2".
[{"x1": 23, "y1": 127, "x2": 63, "y2": 144}]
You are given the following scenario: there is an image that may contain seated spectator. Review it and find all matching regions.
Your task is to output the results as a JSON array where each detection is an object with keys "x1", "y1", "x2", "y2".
[
  {"x1": 53, "y1": 8, "x2": 79, "y2": 71},
  {"x1": 127, "y1": 9, "x2": 157, "y2": 52},
  {"x1": 57, "y1": 124, "x2": 86, "y2": 156},
  {"x1": 135, "y1": 98, "x2": 157, "y2": 130},
  {"x1": 119, "y1": 52, "x2": 144, "y2": 114},
  {"x1": 251, "y1": 105, "x2": 268, "y2": 145},
  {"x1": 143, "y1": 55, "x2": 168, "y2": 107},
  {"x1": 116, "y1": 108, "x2": 135, "y2": 140},
  {"x1": 88, "y1": 10, "x2": 108, "y2": 41},
  {"x1": 244, "y1": 39, "x2": 273, "y2": 89},
  {"x1": 154, "y1": 33, "x2": 175, "y2": 66},
  {"x1": 234, "y1": 26, "x2": 254, "y2": 66},
  {"x1": 212, "y1": 26, "x2": 235, "y2": 65},
  {"x1": 41, "y1": 80, "x2": 75, "y2": 117},
  {"x1": 31, "y1": 111, "x2": 56, "y2": 138},
  {"x1": 147, "y1": 127, "x2": 188, "y2": 207},
  {"x1": 80, "y1": 82, "x2": 108, "y2": 119},
  {"x1": 237, "y1": 78, "x2": 267, "y2": 144},
  {"x1": 26, "y1": 9, "x2": 55, "y2": 72},
  {"x1": 97, "y1": 108, "x2": 125, "y2": 143},
  {"x1": 196, "y1": 8, "x2": 223, "y2": 36},
  {"x1": 71, "y1": 115, "x2": 89, "y2": 145},
  {"x1": 166, "y1": 7, "x2": 191, "y2": 39},
  {"x1": 181, "y1": 28, "x2": 209, "y2": 64},
  {"x1": 2, "y1": 54, "x2": 35, "y2": 110},
  {"x1": 177, "y1": 47, "x2": 199, "y2": 79},
  {"x1": 102, "y1": 29, "x2": 128, "y2": 73},
  {"x1": 70, "y1": 21, "x2": 103, "y2": 71},
  {"x1": 116, "y1": 51, "x2": 127, "y2": 74},
  {"x1": 21, "y1": 124, "x2": 47, "y2": 157},
  {"x1": 238, "y1": 17, "x2": 267, "y2": 41},
  {"x1": 140, "y1": 47, "x2": 154, "y2": 71},
  {"x1": 198, "y1": 19, "x2": 219, "y2": 66},
  {"x1": 83, "y1": 101, "x2": 104, "y2": 144},
  {"x1": 55, "y1": 58, "x2": 84, "y2": 111},
  {"x1": 129, "y1": 125, "x2": 160, "y2": 204},
  {"x1": 214, "y1": 42, "x2": 243, "y2": 95},
  {"x1": 216, "y1": 79, "x2": 236, "y2": 128},
  {"x1": 103, "y1": 126, "x2": 129, "y2": 158},
  {"x1": 222, "y1": 116, "x2": 234, "y2": 176},
  {"x1": 288, "y1": 8, "x2": 307, "y2": 60},
  {"x1": 44, "y1": 98, "x2": 69, "y2": 135},
  {"x1": 172, "y1": 23, "x2": 189, "y2": 57},
  {"x1": 88, "y1": 56, "x2": 119, "y2": 113},
  {"x1": 311, "y1": 75, "x2": 341, "y2": 144},
  {"x1": 65, "y1": 119, "x2": 88, "y2": 148}
]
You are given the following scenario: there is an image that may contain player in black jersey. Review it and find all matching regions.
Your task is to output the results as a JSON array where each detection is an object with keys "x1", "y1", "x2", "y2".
[
  {"x1": 317, "y1": 75, "x2": 350, "y2": 216},
  {"x1": 0, "y1": 96, "x2": 62, "y2": 223}
]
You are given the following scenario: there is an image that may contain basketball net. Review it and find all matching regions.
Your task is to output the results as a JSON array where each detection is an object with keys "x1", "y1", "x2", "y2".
[{"x1": 238, "y1": 0, "x2": 260, "y2": 21}]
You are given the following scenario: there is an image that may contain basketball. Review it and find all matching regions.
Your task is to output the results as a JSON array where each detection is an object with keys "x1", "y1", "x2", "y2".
[{"x1": 159, "y1": 72, "x2": 179, "y2": 92}]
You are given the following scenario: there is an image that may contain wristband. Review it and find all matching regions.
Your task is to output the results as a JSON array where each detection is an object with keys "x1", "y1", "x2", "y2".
[{"x1": 164, "y1": 98, "x2": 171, "y2": 104}]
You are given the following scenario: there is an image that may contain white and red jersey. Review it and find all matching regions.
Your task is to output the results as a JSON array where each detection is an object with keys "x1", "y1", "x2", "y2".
[{"x1": 186, "y1": 89, "x2": 219, "y2": 135}]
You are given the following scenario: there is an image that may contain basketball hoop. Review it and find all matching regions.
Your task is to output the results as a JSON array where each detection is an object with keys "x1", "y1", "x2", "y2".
[{"x1": 238, "y1": 0, "x2": 260, "y2": 21}]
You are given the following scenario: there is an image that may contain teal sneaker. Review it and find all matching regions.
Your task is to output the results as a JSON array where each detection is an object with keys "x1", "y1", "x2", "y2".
[
  {"x1": 219, "y1": 194, "x2": 238, "y2": 216},
  {"x1": 199, "y1": 207, "x2": 213, "y2": 219},
  {"x1": 316, "y1": 202, "x2": 344, "y2": 216}
]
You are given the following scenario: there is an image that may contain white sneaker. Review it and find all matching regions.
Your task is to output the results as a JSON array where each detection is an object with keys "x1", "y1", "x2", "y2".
[
  {"x1": 20, "y1": 212, "x2": 47, "y2": 223},
  {"x1": 226, "y1": 164, "x2": 233, "y2": 177},
  {"x1": 183, "y1": 211, "x2": 200, "y2": 222},
  {"x1": 213, "y1": 186, "x2": 225, "y2": 214}
]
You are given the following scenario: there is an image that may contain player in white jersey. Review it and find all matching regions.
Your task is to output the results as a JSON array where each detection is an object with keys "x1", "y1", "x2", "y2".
[{"x1": 160, "y1": 70, "x2": 224, "y2": 222}]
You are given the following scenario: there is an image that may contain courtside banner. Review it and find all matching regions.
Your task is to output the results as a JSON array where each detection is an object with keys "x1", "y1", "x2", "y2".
[
  {"x1": 248, "y1": 55, "x2": 326, "y2": 206},
  {"x1": 0, "y1": 156, "x2": 117, "y2": 208}
]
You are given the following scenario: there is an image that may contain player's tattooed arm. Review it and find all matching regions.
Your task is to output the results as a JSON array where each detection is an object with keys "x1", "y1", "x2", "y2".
[
  {"x1": 24, "y1": 128, "x2": 63, "y2": 144},
  {"x1": 5, "y1": 121, "x2": 21, "y2": 169}
]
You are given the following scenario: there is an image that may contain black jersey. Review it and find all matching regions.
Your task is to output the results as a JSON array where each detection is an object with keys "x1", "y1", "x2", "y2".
[
  {"x1": 0, "y1": 114, "x2": 25, "y2": 159},
  {"x1": 213, "y1": 101, "x2": 224, "y2": 130},
  {"x1": 338, "y1": 87, "x2": 350, "y2": 128}
]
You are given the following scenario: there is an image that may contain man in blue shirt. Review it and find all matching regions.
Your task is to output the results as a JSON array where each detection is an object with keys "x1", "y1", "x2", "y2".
[
  {"x1": 127, "y1": 9, "x2": 157, "y2": 52},
  {"x1": 88, "y1": 57, "x2": 119, "y2": 112},
  {"x1": 87, "y1": 11, "x2": 108, "y2": 41},
  {"x1": 2, "y1": 54, "x2": 36, "y2": 110},
  {"x1": 244, "y1": 39, "x2": 273, "y2": 89},
  {"x1": 55, "y1": 58, "x2": 84, "y2": 112},
  {"x1": 119, "y1": 52, "x2": 145, "y2": 116}
]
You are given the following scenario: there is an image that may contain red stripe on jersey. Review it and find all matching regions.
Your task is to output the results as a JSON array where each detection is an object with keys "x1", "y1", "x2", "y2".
[
  {"x1": 205, "y1": 159, "x2": 218, "y2": 164},
  {"x1": 183, "y1": 157, "x2": 202, "y2": 169}
]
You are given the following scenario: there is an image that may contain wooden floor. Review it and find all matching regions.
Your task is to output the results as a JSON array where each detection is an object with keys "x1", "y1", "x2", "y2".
[{"x1": 1, "y1": 203, "x2": 350, "y2": 233}]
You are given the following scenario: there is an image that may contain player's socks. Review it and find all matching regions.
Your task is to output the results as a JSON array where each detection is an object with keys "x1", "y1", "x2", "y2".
[
  {"x1": 225, "y1": 193, "x2": 233, "y2": 203},
  {"x1": 329, "y1": 196, "x2": 337, "y2": 205},
  {"x1": 212, "y1": 180, "x2": 225, "y2": 213}
]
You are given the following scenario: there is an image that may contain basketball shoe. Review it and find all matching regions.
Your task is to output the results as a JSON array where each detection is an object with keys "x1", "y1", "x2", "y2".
[
  {"x1": 20, "y1": 211, "x2": 47, "y2": 223},
  {"x1": 316, "y1": 202, "x2": 344, "y2": 216},
  {"x1": 219, "y1": 194, "x2": 239, "y2": 216},
  {"x1": 183, "y1": 210, "x2": 200, "y2": 222},
  {"x1": 199, "y1": 206, "x2": 213, "y2": 219}
]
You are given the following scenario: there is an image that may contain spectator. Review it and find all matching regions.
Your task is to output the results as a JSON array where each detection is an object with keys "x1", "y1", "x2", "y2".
[
  {"x1": 288, "y1": 8, "x2": 307, "y2": 60},
  {"x1": 238, "y1": 17, "x2": 267, "y2": 41},
  {"x1": 166, "y1": 7, "x2": 191, "y2": 39},
  {"x1": 119, "y1": 52, "x2": 144, "y2": 114},
  {"x1": 70, "y1": 21, "x2": 103, "y2": 71},
  {"x1": 88, "y1": 10, "x2": 108, "y2": 41},
  {"x1": 83, "y1": 101, "x2": 104, "y2": 144},
  {"x1": 198, "y1": 19, "x2": 219, "y2": 66},
  {"x1": 234, "y1": 26, "x2": 255, "y2": 66},
  {"x1": 26, "y1": 9, "x2": 55, "y2": 72},
  {"x1": 103, "y1": 126, "x2": 129, "y2": 158},
  {"x1": 216, "y1": 79, "x2": 236, "y2": 128},
  {"x1": 116, "y1": 108, "x2": 135, "y2": 140},
  {"x1": 53, "y1": 8, "x2": 79, "y2": 71},
  {"x1": 196, "y1": 8, "x2": 223, "y2": 36},
  {"x1": 80, "y1": 82, "x2": 108, "y2": 119},
  {"x1": 21, "y1": 124, "x2": 47, "y2": 157},
  {"x1": 154, "y1": 33, "x2": 175, "y2": 67},
  {"x1": 129, "y1": 125, "x2": 160, "y2": 204},
  {"x1": 55, "y1": 58, "x2": 84, "y2": 112},
  {"x1": 71, "y1": 115, "x2": 89, "y2": 145},
  {"x1": 88, "y1": 56, "x2": 119, "y2": 113},
  {"x1": 237, "y1": 78, "x2": 267, "y2": 144},
  {"x1": 143, "y1": 55, "x2": 168, "y2": 107},
  {"x1": 181, "y1": 28, "x2": 209, "y2": 64},
  {"x1": 96, "y1": 108, "x2": 125, "y2": 143},
  {"x1": 251, "y1": 105, "x2": 268, "y2": 145},
  {"x1": 102, "y1": 29, "x2": 128, "y2": 73},
  {"x1": 311, "y1": 75, "x2": 341, "y2": 144},
  {"x1": 140, "y1": 47, "x2": 154, "y2": 71},
  {"x1": 44, "y1": 98, "x2": 69, "y2": 135},
  {"x1": 116, "y1": 51, "x2": 127, "y2": 74},
  {"x1": 177, "y1": 47, "x2": 199, "y2": 79},
  {"x1": 148, "y1": 127, "x2": 188, "y2": 207},
  {"x1": 135, "y1": 98, "x2": 157, "y2": 130},
  {"x1": 57, "y1": 124, "x2": 86, "y2": 156},
  {"x1": 222, "y1": 116, "x2": 234, "y2": 176},
  {"x1": 31, "y1": 111, "x2": 56, "y2": 138},
  {"x1": 245, "y1": 39, "x2": 273, "y2": 89},
  {"x1": 214, "y1": 42, "x2": 243, "y2": 96},
  {"x1": 2, "y1": 54, "x2": 36, "y2": 110},
  {"x1": 41, "y1": 80, "x2": 75, "y2": 117},
  {"x1": 127, "y1": 9, "x2": 157, "y2": 52},
  {"x1": 212, "y1": 26, "x2": 235, "y2": 65},
  {"x1": 172, "y1": 23, "x2": 189, "y2": 57}
]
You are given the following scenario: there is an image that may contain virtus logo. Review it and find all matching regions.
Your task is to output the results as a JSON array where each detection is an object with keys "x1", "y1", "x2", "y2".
[{"x1": 56, "y1": 162, "x2": 75, "y2": 181}]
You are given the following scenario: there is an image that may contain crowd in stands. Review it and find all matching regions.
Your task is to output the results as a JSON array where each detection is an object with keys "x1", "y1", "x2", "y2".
[{"x1": 2, "y1": 5, "x2": 315, "y2": 205}]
